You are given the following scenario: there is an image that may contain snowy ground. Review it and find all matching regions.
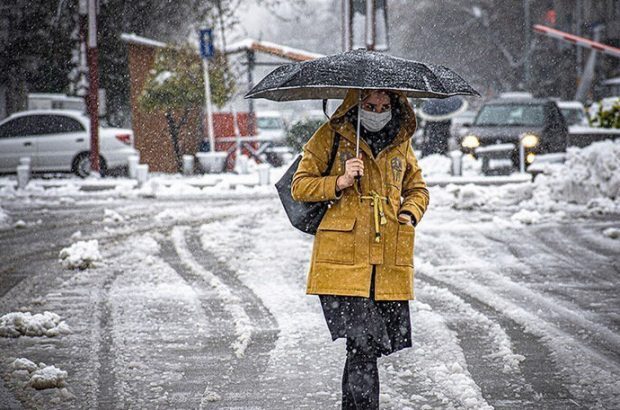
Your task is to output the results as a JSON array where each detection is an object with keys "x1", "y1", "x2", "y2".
[{"x1": 0, "y1": 141, "x2": 619, "y2": 409}]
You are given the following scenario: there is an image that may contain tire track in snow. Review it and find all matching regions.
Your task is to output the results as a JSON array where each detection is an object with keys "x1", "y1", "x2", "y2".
[
  {"x1": 415, "y1": 276, "x2": 579, "y2": 409},
  {"x1": 418, "y1": 227, "x2": 620, "y2": 365},
  {"x1": 416, "y1": 260, "x2": 620, "y2": 408},
  {"x1": 171, "y1": 226, "x2": 253, "y2": 359}
]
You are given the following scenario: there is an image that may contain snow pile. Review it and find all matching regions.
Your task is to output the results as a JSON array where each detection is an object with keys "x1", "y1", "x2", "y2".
[
  {"x1": 58, "y1": 240, "x2": 101, "y2": 269},
  {"x1": 603, "y1": 227, "x2": 620, "y2": 239},
  {"x1": 419, "y1": 154, "x2": 452, "y2": 177},
  {"x1": 103, "y1": 208, "x2": 124, "y2": 223},
  {"x1": 431, "y1": 181, "x2": 535, "y2": 211},
  {"x1": 10, "y1": 358, "x2": 68, "y2": 390},
  {"x1": 452, "y1": 184, "x2": 488, "y2": 210},
  {"x1": 531, "y1": 140, "x2": 620, "y2": 207},
  {"x1": 0, "y1": 311, "x2": 71, "y2": 338},
  {"x1": 511, "y1": 209, "x2": 542, "y2": 225}
]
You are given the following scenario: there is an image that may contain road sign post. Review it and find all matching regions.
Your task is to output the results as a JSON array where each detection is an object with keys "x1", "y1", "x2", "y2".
[{"x1": 200, "y1": 28, "x2": 216, "y2": 153}]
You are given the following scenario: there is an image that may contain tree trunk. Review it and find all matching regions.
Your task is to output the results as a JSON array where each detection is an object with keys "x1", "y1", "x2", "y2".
[{"x1": 165, "y1": 108, "x2": 190, "y2": 173}]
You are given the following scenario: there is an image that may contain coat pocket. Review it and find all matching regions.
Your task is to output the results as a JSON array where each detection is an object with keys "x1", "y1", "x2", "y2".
[
  {"x1": 315, "y1": 217, "x2": 356, "y2": 265},
  {"x1": 395, "y1": 223, "x2": 415, "y2": 267}
]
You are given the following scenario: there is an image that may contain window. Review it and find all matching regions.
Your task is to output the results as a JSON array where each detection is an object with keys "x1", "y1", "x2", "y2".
[
  {"x1": 257, "y1": 117, "x2": 283, "y2": 130},
  {"x1": 0, "y1": 115, "x2": 84, "y2": 138},
  {"x1": 37, "y1": 115, "x2": 84, "y2": 134},
  {"x1": 474, "y1": 104, "x2": 545, "y2": 126},
  {"x1": 560, "y1": 108, "x2": 586, "y2": 126},
  {"x1": 0, "y1": 116, "x2": 40, "y2": 138}
]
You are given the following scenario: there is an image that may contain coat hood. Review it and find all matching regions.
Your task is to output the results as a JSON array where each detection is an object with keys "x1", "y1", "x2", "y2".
[{"x1": 328, "y1": 89, "x2": 418, "y2": 147}]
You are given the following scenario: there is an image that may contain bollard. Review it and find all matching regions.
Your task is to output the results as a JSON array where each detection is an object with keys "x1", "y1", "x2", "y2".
[
  {"x1": 182, "y1": 155, "x2": 194, "y2": 176},
  {"x1": 257, "y1": 163, "x2": 270, "y2": 186},
  {"x1": 19, "y1": 157, "x2": 31, "y2": 167},
  {"x1": 449, "y1": 150, "x2": 463, "y2": 176},
  {"x1": 127, "y1": 155, "x2": 139, "y2": 179},
  {"x1": 17, "y1": 164, "x2": 30, "y2": 189},
  {"x1": 136, "y1": 164, "x2": 149, "y2": 186},
  {"x1": 234, "y1": 153, "x2": 249, "y2": 175}
]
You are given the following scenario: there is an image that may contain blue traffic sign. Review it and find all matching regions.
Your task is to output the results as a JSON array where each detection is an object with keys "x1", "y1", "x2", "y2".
[{"x1": 199, "y1": 28, "x2": 214, "y2": 59}]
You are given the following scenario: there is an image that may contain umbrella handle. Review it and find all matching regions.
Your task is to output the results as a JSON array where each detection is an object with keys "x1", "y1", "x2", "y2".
[
  {"x1": 354, "y1": 90, "x2": 363, "y2": 195},
  {"x1": 354, "y1": 174, "x2": 362, "y2": 195}
]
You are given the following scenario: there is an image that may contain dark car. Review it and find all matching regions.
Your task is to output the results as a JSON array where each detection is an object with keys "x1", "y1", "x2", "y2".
[{"x1": 459, "y1": 98, "x2": 568, "y2": 175}]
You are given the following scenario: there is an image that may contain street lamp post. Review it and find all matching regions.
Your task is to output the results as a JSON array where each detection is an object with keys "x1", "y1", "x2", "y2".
[{"x1": 524, "y1": 0, "x2": 531, "y2": 91}]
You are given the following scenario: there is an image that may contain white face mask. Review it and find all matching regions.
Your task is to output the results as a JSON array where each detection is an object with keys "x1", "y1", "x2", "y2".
[{"x1": 360, "y1": 108, "x2": 392, "y2": 132}]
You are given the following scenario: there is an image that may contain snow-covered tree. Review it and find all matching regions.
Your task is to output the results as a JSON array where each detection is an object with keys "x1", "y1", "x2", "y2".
[{"x1": 138, "y1": 45, "x2": 235, "y2": 172}]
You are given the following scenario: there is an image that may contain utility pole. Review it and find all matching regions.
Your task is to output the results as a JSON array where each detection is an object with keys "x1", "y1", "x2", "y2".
[
  {"x1": 342, "y1": 0, "x2": 386, "y2": 52},
  {"x1": 365, "y1": 0, "x2": 376, "y2": 50},
  {"x1": 81, "y1": 0, "x2": 100, "y2": 175},
  {"x1": 523, "y1": 0, "x2": 531, "y2": 91},
  {"x1": 342, "y1": 0, "x2": 352, "y2": 51}
]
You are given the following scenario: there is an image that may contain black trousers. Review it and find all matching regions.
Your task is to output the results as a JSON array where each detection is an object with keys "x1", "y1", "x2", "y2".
[
  {"x1": 342, "y1": 336, "x2": 380, "y2": 409},
  {"x1": 341, "y1": 268, "x2": 382, "y2": 410}
]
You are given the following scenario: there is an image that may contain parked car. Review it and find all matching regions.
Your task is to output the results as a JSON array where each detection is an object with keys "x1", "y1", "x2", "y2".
[
  {"x1": 558, "y1": 100, "x2": 620, "y2": 148},
  {"x1": 557, "y1": 101, "x2": 589, "y2": 127},
  {"x1": 459, "y1": 98, "x2": 568, "y2": 175},
  {"x1": 256, "y1": 111, "x2": 287, "y2": 144},
  {"x1": 0, "y1": 110, "x2": 136, "y2": 177}
]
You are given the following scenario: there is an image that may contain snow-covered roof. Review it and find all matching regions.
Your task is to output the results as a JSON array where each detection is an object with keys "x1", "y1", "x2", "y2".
[
  {"x1": 120, "y1": 33, "x2": 166, "y2": 48},
  {"x1": 603, "y1": 77, "x2": 620, "y2": 85},
  {"x1": 7, "y1": 109, "x2": 86, "y2": 118},
  {"x1": 256, "y1": 110, "x2": 284, "y2": 118},
  {"x1": 225, "y1": 38, "x2": 324, "y2": 61},
  {"x1": 557, "y1": 101, "x2": 585, "y2": 109},
  {"x1": 28, "y1": 93, "x2": 83, "y2": 102},
  {"x1": 569, "y1": 125, "x2": 620, "y2": 135}
]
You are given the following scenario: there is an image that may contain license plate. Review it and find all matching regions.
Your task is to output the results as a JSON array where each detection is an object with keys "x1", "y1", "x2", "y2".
[{"x1": 488, "y1": 159, "x2": 513, "y2": 169}]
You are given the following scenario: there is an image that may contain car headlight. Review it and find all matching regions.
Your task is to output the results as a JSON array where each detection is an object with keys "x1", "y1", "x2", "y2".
[
  {"x1": 526, "y1": 152, "x2": 536, "y2": 164},
  {"x1": 521, "y1": 133, "x2": 539, "y2": 148},
  {"x1": 461, "y1": 135, "x2": 480, "y2": 148}
]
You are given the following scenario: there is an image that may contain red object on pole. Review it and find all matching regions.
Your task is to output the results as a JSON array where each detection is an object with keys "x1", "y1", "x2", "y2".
[
  {"x1": 87, "y1": 0, "x2": 100, "y2": 174},
  {"x1": 533, "y1": 24, "x2": 620, "y2": 59}
]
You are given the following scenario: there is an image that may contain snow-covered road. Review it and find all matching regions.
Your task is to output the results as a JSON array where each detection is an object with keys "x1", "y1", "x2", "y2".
[{"x1": 0, "y1": 192, "x2": 619, "y2": 409}]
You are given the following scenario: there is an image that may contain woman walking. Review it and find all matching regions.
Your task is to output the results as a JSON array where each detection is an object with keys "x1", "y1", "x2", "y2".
[{"x1": 291, "y1": 88, "x2": 429, "y2": 409}]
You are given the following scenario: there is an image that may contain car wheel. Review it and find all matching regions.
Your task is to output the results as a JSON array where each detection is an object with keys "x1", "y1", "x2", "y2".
[{"x1": 73, "y1": 153, "x2": 107, "y2": 178}]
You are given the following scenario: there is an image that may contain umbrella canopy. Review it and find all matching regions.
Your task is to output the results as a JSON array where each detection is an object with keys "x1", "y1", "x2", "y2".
[
  {"x1": 245, "y1": 49, "x2": 479, "y2": 101},
  {"x1": 418, "y1": 96, "x2": 469, "y2": 122}
]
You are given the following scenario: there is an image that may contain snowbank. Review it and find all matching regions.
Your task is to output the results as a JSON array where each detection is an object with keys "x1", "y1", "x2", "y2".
[
  {"x1": 58, "y1": 240, "x2": 102, "y2": 269},
  {"x1": 429, "y1": 140, "x2": 620, "y2": 215},
  {"x1": 419, "y1": 154, "x2": 452, "y2": 177},
  {"x1": 532, "y1": 139, "x2": 620, "y2": 206},
  {"x1": 0, "y1": 311, "x2": 71, "y2": 338},
  {"x1": 10, "y1": 359, "x2": 68, "y2": 390}
]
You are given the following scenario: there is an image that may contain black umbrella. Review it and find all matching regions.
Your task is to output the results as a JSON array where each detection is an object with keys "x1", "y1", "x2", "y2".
[
  {"x1": 245, "y1": 49, "x2": 480, "y2": 101},
  {"x1": 418, "y1": 96, "x2": 469, "y2": 122},
  {"x1": 245, "y1": 49, "x2": 479, "y2": 157}
]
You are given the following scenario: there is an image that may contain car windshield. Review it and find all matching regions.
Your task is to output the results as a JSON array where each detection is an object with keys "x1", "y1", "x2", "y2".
[
  {"x1": 257, "y1": 117, "x2": 283, "y2": 130},
  {"x1": 560, "y1": 108, "x2": 586, "y2": 126},
  {"x1": 474, "y1": 104, "x2": 545, "y2": 126}
]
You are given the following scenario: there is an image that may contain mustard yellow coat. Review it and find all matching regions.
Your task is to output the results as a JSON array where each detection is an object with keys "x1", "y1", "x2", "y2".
[{"x1": 291, "y1": 89, "x2": 429, "y2": 301}]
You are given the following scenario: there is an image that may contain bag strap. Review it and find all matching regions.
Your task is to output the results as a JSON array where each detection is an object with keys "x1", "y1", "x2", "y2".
[{"x1": 321, "y1": 132, "x2": 341, "y2": 176}]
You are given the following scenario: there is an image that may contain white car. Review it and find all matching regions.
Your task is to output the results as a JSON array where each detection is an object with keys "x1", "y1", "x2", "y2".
[
  {"x1": 0, "y1": 110, "x2": 137, "y2": 177},
  {"x1": 256, "y1": 111, "x2": 287, "y2": 143}
]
